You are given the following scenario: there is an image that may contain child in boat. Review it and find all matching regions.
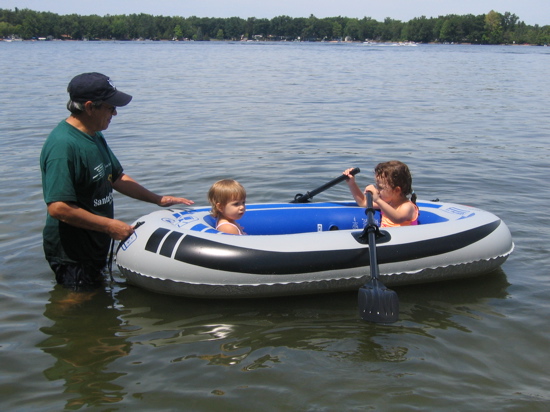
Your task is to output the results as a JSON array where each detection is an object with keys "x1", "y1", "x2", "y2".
[
  {"x1": 208, "y1": 179, "x2": 247, "y2": 235},
  {"x1": 343, "y1": 161, "x2": 418, "y2": 227}
]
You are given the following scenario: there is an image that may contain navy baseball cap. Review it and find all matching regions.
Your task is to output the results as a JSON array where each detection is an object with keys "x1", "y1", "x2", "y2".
[{"x1": 67, "y1": 72, "x2": 132, "y2": 106}]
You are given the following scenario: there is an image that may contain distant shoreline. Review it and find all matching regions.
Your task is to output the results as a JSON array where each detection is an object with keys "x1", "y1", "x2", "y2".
[
  {"x1": 2, "y1": 8, "x2": 548, "y2": 46},
  {"x1": 1, "y1": 38, "x2": 546, "y2": 46}
]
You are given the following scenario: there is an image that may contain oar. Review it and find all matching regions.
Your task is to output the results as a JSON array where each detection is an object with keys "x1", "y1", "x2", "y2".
[
  {"x1": 358, "y1": 191, "x2": 399, "y2": 323},
  {"x1": 291, "y1": 167, "x2": 360, "y2": 203}
]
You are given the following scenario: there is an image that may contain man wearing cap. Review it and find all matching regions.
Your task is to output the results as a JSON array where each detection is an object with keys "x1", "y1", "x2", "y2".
[{"x1": 40, "y1": 72, "x2": 194, "y2": 291}]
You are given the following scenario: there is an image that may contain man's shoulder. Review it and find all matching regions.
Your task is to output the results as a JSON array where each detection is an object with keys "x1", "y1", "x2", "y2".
[
  {"x1": 44, "y1": 120, "x2": 92, "y2": 149},
  {"x1": 41, "y1": 121, "x2": 81, "y2": 162},
  {"x1": 49, "y1": 119, "x2": 78, "y2": 137}
]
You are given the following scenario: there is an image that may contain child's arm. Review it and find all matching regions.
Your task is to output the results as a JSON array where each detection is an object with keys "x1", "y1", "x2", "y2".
[{"x1": 343, "y1": 168, "x2": 366, "y2": 207}]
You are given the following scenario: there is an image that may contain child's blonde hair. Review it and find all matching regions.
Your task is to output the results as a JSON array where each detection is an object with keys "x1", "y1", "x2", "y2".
[{"x1": 208, "y1": 179, "x2": 246, "y2": 218}]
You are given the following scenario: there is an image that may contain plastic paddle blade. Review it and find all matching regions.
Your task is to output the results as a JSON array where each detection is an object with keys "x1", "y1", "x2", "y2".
[{"x1": 358, "y1": 278, "x2": 399, "y2": 323}]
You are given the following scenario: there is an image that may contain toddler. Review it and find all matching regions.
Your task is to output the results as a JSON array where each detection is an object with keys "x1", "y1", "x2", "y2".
[{"x1": 207, "y1": 179, "x2": 246, "y2": 235}]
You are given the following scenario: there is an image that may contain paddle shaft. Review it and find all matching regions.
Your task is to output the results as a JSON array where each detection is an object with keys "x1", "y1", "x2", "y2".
[
  {"x1": 357, "y1": 190, "x2": 399, "y2": 323},
  {"x1": 291, "y1": 167, "x2": 360, "y2": 203},
  {"x1": 365, "y1": 191, "x2": 380, "y2": 280}
]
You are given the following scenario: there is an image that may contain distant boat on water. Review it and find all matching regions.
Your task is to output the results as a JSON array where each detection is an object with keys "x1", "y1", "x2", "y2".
[{"x1": 363, "y1": 41, "x2": 418, "y2": 47}]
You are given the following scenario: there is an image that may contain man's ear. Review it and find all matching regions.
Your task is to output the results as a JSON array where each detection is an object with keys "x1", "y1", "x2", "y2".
[{"x1": 84, "y1": 100, "x2": 95, "y2": 114}]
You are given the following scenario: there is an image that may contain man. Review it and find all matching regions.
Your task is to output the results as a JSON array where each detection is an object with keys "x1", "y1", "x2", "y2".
[{"x1": 40, "y1": 72, "x2": 194, "y2": 291}]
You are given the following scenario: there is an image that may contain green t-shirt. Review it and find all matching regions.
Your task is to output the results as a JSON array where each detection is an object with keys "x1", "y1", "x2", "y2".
[{"x1": 40, "y1": 120, "x2": 123, "y2": 268}]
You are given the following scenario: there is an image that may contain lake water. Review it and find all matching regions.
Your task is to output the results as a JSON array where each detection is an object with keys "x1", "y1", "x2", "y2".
[{"x1": 1, "y1": 40, "x2": 549, "y2": 411}]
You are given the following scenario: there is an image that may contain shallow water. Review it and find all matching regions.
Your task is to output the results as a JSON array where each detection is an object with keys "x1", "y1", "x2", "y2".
[{"x1": 1, "y1": 40, "x2": 549, "y2": 410}]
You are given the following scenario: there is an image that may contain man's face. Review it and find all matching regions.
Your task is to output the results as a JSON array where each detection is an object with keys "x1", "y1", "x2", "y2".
[{"x1": 89, "y1": 102, "x2": 117, "y2": 132}]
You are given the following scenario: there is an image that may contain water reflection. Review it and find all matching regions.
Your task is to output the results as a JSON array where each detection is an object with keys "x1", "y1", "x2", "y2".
[
  {"x1": 38, "y1": 286, "x2": 132, "y2": 409},
  {"x1": 35, "y1": 268, "x2": 511, "y2": 408},
  {"x1": 112, "y1": 269, "x2": 510, "y2": 368},
  {"x1": 397, "y1": 268, "x2": 510, "y2": 328}
]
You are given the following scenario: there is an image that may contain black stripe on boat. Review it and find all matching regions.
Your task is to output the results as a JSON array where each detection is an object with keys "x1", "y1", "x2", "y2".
[
  {"x1": 387, "y1": 220, "x2": 501, "y2": 261},
  {"x1": 145, "y1": 228, "x2": 170, "y2": 253},
  {"x1": 159, "y1": 231, "x2": 185, "y2": 257},
  {"x1": 143, "y1": 220, "x2": 501, "y2": 275}
]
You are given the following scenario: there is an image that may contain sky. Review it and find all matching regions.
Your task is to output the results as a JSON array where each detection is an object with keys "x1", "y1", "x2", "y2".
[{"x1": 1, "y1": 0, "x2": 548, "y2": 26}]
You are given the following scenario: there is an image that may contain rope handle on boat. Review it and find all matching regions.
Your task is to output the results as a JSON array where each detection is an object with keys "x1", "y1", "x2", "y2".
[
  {"x1": 108, "y1": 221, "x2": 145, "y2": 281},
  {"x1": 116, "y1": 221, "x2": 145, "y2": 253}
]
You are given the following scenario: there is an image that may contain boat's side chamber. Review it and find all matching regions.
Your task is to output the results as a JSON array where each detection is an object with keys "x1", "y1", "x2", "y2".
[{"x1": 116, "y1": 202, "x2": 513, "y2": 298}]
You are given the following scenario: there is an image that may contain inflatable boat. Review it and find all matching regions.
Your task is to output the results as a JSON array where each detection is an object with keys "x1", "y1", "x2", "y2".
[{"x1": 116, "y1": 200, "x2": 514, "y2": 298}]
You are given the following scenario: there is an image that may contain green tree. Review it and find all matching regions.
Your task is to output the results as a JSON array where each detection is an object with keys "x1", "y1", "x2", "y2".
[
  {"x1": 173, "y1": 24, "x2": 183, "y2": 40},
  {"x1": 407, "y1": 16, "x2": 435, "y2": 42},
  {"x1": 483, "y1": 10, "x2": 503, "y2": 44},
  {"x1": 539, "y1": 25, "x2": 550, "y2": 45},
  {"x1": 380, "y1": 17, "x2": 402, "y2": 41},
  {"x1": 80, "y1": 14, "x2": 107, "y2": 39},
  {"x1": 288, "y1": 17, "x2": 306, "y2": 40},
  {"x1": 332, "y1": 21, "x2": 342, "y2": 39},
  {"x1": 438, "y1": 16, "x2": 464, "y2": 43},
  {"x1": 253, "y1": 18, "x2": 270, "y2": 38},
  {"x1": 111, "y1": 16, "x2": 128, "y2": 39},
  {"x1": 360, "y1": 17, "x2": 379, "y2": 40},
  {"x1": 461, "y1": 14, "x2": 485, "y2": 43},
  {"x1": 302, "y1": 14, "x2": 320, "y2": 40},
  {"x1": 502, "y1": 12, "x2": 518, "y2": 31},
  {"x1": 0, "y1": 21, "x2": 16, "y2": 37},
  {"x1": 501, "y1": 12, "x2": 519, "y2": 43},
  {"x1": 193, "y1": 26, "x2": 204, "y2": 41},
  {"x1": 344, "y1": 18, "x2": 361, "y2": 40},
  {"x1": 225, "y1": 16, "x2": 245, "y2": 39},
  {"x1": 270, "y1": 15, "x2": 293, "y2": 38},
  {"x1": 21, "y1": 11, "x2": 39, "y2": 38}
]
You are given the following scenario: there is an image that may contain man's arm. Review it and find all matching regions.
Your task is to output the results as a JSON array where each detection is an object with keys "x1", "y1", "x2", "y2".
[
  {"x1": 47, "y1": 201, "x2": 133, "y2": 240},
  {"x1": 112, "y1": 173, "x2": 194, "y2": 206}
]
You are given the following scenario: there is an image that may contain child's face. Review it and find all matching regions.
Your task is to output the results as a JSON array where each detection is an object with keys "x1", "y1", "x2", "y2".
[
  {"x1": 375, "y1": 177, "x2": 397, "y2": 202},
  {"x1": 217, "y1": 198, "x2": 246, "y2": 221}
]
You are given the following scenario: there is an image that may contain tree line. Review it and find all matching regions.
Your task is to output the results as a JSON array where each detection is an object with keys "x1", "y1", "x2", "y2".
[{"x1": 1, "y1": 7, "x2": 549, "y2": 45}]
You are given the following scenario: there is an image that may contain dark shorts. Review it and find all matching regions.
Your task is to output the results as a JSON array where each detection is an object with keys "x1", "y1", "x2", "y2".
[{"x1": 49, "y1": 261, "x2": 105, "y2": 292}]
